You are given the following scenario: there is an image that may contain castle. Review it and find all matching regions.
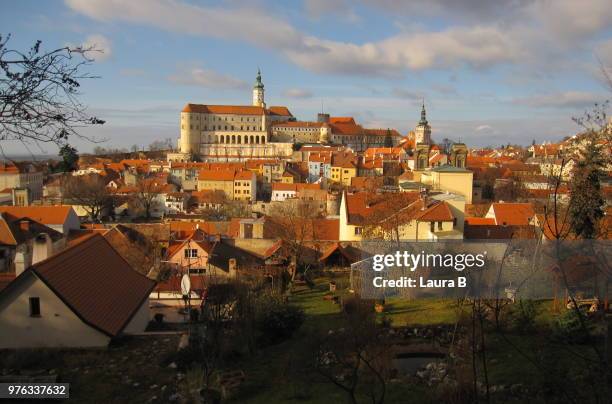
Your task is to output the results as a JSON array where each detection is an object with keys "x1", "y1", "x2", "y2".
[{"x1": 170, "y1": 70, "x2": 424, "y2": 162}]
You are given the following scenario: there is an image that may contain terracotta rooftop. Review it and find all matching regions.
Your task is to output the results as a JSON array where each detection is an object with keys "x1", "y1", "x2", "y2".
[
  {"x1": 1, "y1": 234, "x2": 156, "y2": 337},
  {"x1": 490, "y1": 202, "x2": 536, "y2": 226},
  {"x1": 0, "y1": 206, "x2": 75, "y2": 226},
  {"x1": 416, "y1": 202, "x2": 454, "y2": 222}
]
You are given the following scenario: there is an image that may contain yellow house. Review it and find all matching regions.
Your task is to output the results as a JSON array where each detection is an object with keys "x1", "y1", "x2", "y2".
[
  {"x1": 339, "y1": 191, "x2": 463, "y2": 241},
  {"x1": 331, "y1": 157, "x2": 357, "y2": 187},
  {"x1": 419, "y1": 165, "x2": 473, "y2": 203},
  {"x1": 197, "y1": 169, "x2": 256, "y2": 201},
  {"x1": 233, "y1": 170, "x2": 256, "y2": 202}
]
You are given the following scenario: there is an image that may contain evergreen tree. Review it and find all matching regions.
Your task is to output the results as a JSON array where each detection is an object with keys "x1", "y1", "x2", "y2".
[
  {"x1": 568, "y1": 139, "x2": 604, "y2": 239},
  {"x1": 58, "y1": 144, "x2": 79, "y2": 172}
]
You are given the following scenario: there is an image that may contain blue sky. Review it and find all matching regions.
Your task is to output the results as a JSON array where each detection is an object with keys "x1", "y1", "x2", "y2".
[{"x1": 1, "y1": 0, "x2": 611, "y2": 155}]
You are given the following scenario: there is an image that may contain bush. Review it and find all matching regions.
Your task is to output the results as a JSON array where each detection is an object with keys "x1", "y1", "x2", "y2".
[
  {"x1": 510, "y1": 300, "x2": 537, "y2": 334},
  {"x1": 553, "y1": 308, "x2": 594, "y2": 344},
  {"x1": 257, "y1": 303, "x2": 304, "y2": 344}
]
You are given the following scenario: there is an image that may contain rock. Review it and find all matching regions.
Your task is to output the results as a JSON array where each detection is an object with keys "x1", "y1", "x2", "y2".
[
  {"x1": 150, "y1": 384, "x2": 158, "y2": 389},
  {"x1": 161, "y1": 385, "x2": 167, "y2": 391},
  {"x1": 168, "y1": 393, "x2": 180, "y2": 402},
  {"x1": 133, "y1": 382, "x2": 140, "y2": 387},
  {"x1": 168, "y1": 362, "x2": 177, "y2": 369}
]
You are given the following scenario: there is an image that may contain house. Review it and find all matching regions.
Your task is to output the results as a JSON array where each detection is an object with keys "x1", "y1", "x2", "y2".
[
  {"x1": 418, "y1": 165, "x2": 474, "y2": 203},
  {"x1": 0, "y1": 234, "x2": 155, "y2": 348},
  {"x1": 0, "y1": 212, "x2": 65, "y2": 274},
  {"x1": 339, "y1": 191, "x2": 463, "y2": 241},
  {"x1": 166, "y1": 229, "x2": 217, "y2": 275},
  {"x1": 165, "y1": 192, "x2": 190, "y2": 214},
  {"x1": 0, "y1": 206, "x2": 80, "y2": 234},
  {"x1": 233, "y1": 170, "x2": 256, "y2": 202},
  {"x1": 331, "y1": 152, "x2": 357, "y2": 186},
  {"x1": 485, "y1": 202, "x2": 537, "y2": 226},
  {"x1": 190, "y1": 190, "x2": 226, "y2": 211},
  {"x1": 197, "y1": 168, "x2": 256, "y2": 202},
  {"x1": 271, "y1": 183, "x2": 320, "y2": 202},
  {"x1": 0, "y1": 162, "x2": 44, "y2": 204}
]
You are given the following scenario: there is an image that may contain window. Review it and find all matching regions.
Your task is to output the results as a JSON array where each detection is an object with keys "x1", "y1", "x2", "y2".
[
  {"x1": 438, "y1": 221, "x2": 443, "y2": 230},
  {"x1": 29, "y1": 297, "x2": 40, "y2": 317},
  {"x1": 184, "y1": 249, "x2": 198, "y2": 258},
  {"x1": 430, "y1": 222, "x2": 435, "y2": 232},
  {"x1": 354, "y1": 227, "x2": 363, "y2": 235}
]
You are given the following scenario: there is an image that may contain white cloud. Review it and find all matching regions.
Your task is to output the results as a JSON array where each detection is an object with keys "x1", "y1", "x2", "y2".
[
  {"x1": 511, "y1": 91, "x2": 606, "y2": 109},
  {"x1": 168, "y1": 67, "x2": 248, "y2": 90},
  {"x1": 282, "y1": 88, "x2": 313, "y2": 98},
  {"x1": 475, "y1": 124, "x2": 493, "y2": 132},
  {"x1": 64, "y1": 0, "x2": 611, "y2": 78},
  {"x1": 74, "y1": 34, "x2": 112, "y2": 61}
]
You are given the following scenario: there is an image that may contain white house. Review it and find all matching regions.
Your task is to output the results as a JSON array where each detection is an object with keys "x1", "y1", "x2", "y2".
[{"x1": 0, "y1": 234, "x2": 155, "y2": 348}]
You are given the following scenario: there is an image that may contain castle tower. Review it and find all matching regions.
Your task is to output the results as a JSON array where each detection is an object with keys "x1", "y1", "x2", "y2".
[
  {"x1": 252, "y1": 69, "x2": 265, "y2": 108},
  {"x1": 414, "y1": 102, "x2": 431, "y2": 145}
]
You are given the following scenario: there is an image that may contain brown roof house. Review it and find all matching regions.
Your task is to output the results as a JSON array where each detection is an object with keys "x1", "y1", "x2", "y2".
[{"x1": 0, "y1": 234, "x2": 155, "y2": 348}]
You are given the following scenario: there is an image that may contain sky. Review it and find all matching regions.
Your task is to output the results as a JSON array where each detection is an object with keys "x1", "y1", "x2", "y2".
[{"x1": 1, "y1": 0, "x2": 611, "y2": 156}]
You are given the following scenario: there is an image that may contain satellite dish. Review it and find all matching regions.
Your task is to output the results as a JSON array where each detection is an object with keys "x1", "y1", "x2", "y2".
[{"x1": 180, "y1": 274, "x2": 191, "y2": 296}]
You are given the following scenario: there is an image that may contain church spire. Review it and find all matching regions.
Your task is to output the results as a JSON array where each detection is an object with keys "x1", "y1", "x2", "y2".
[
  {"x1": 254, "y1": 68, "x2": 264, "y2": 89},
  {"x1": 419, "y1": 101, "x2": 428, "y2": 125}
]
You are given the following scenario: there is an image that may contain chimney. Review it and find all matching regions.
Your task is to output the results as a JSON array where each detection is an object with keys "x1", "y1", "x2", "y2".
[
  {"x1": 32, "y1": 233, "x2": 52, "y2": 265},
  {"x1": 228, "y1": 258, "x2": 237, "y2": 278},
  {"x1": 19, "y1": 220, "x2": 30, "y2": 232},
  {"x1": 14, "y1": 249, "x2": 31, "y2": 275}
]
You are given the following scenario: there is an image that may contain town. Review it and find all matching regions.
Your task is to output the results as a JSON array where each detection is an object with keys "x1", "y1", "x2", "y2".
[{"x1": 1, "y1": 1, "x2": 611, "y2": 403}]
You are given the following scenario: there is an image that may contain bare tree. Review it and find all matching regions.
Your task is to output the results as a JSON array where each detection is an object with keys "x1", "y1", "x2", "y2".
[
  {"x1": 131, "y1": 177, "x2": 166, "y2": 219},
  {"x1": 0, "y1": 34, "x2": 104, "y2": 148},
  {"x1": 313, "y1": 298, "x2": 389, "y2": 404},
  {"x1": 62, "y1": 174, "x2": 111, "y2": 221}
]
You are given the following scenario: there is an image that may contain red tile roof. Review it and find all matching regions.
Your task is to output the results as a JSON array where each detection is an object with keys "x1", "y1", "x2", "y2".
[
  {"x1": 465, "y1": 217, "x2": 496, "y2": 225},
  {"x1": 0, "y1": 206, "x2": 75, "y2": 226},
  {"x1": 416, "y1": 202, "x2": 454, "y2": 222},
  {"x1": 491, "y1": 203, "x2": 535, "y2": 226},
  {"x1": 3, "y1": 234, "x2": 156, "y2": 336},
  {"x1": 182, "y1": 104, "x2": 265, "y2": 115}
]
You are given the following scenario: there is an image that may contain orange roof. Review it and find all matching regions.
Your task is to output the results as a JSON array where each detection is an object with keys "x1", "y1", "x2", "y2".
[
  {"x1": 491, "y1": 203, "x2": 535, "y2": 226},
  {"x1": 272, "y1": 183, "x2": 320, "y2": 192},
  {"x1": 364, "y1": 147, "x2": 404, "y2": 157},
  {"x1": 167, "y1": 229, "x2": 214, "y2": 259},
  {"x1": 182, "y1": 104, "x2": 265, "y2": 115},
  {"x1": 198, "y1": 169, "x2": 237, "y2": 181},
  {"x1": 234, "y1": 170, "x2": 254, "y2": 181},
  {"x1": 272, "y1": 121, "x2": 326, "y2": 128},
  {"x1": 2, "y1": 234, "x2": 155, "y2": 337},
  {"x1": 267, "y1": 106, "x2": 292, "y2": 116},
  {"x1": 344, "y1": 192, "x2": 421, "y2": 225},
  {"x1": 416, "y1": 202, "x2": 454, "y2": 222},
  {"x1": 465, "y1": 217, "x2": 496, "y2": 225},
  {"x1": 0, "y1": 163, "x2": 21, "y2": 173},
  {"x1": 329, "y1": 117, "x2": 356, "y2": 124},
  {"x1": 0, "y1": 206, "x2": 74, "y2": 226}
]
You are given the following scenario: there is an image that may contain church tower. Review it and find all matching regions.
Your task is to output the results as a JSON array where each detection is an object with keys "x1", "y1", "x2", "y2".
[
  {"x1": 252, "y1": 69, "x2": 265, "y2": 108},
  {"x1": 414, "y1": 102, "x2": 431, "y2": 145}
]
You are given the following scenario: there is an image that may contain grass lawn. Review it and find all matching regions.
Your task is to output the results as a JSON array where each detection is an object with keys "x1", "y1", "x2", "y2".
[{"x1": 227, "y1": 277, "x2": 603, "y2": 403}]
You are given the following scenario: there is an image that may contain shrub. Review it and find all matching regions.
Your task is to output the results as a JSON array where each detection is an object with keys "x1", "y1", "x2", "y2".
[
  {"x1": 510, "y1": 300, "x2": 537, "y2": 334},
  {"x1": 553, "y1": 308, "x2": 594, "y2": 344},
  {"x1": 257, "y1": 303, "x2": 304, "y2": 344}
]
